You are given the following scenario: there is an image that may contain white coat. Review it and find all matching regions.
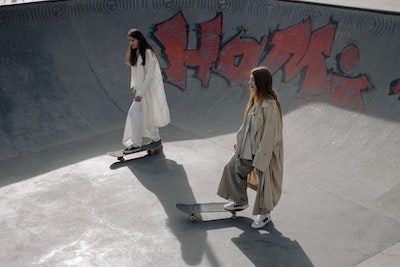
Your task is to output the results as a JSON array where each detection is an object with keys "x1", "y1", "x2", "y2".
[{"x1": 127, "y1": 49, "x2": 170, "y2": 138}]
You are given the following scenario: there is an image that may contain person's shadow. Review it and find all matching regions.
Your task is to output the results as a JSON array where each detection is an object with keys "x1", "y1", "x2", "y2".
[
  {"x1": 110, "y1": 149, "x2": 313, "y2": 266},
  {"x1": 110, "y1": 148, "x2": 220, "y2": 265},
  {"x1": 232, "y1": 221, "x2": 314, "y2": 266},
  {"x1": 196, "y1": 219, "x2": 314, "y2": 267}
]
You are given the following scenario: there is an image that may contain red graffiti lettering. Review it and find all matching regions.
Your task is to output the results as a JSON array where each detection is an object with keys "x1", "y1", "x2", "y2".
[
  {"x1": 214, "y1": 31, "x2": 267, "y2": 86},
  {"x1": 258, "y1": 20, "x2": 336, "y2": 94},
  {"x1": 153, "y1": 13, "x2": 376, "y2": 112},
  {"x1": 285, "y1": 23, "x2": 336, "y2": 94},
  {"x1": 330, "y1": 73, "x2": 371, "y2": 112},
  {"x1": 338, "y1": 43, "x2": 360, "y2": 74},
  {"x1": 260, "y1": 19, "x2": 311, "y2": 75},
  {"x1": 153, "y1": 12, "x2": 221, "y2": 90},
  {"x1": 389, "y1": 79, "x2": 400, "y2": 100},
  {"x1": 330, "y1": 42, "x2": 369, "y2": 110}
]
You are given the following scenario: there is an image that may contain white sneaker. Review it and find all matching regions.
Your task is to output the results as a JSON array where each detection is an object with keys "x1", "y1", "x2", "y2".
[
  {"x1": 223, "y1": 201, "x2": 248, "y2": 211},
  {"x1": 251, "y1": 214, "x2": 271, "y2": 229}
]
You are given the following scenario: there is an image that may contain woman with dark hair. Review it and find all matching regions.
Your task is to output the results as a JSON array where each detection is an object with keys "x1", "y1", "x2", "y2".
[
  {"x1": 217, "y1": 66, "x2": 283, "y2": 229},
  {"x1": 122, "y1": 28, "x2": 170, "y2": 153}
]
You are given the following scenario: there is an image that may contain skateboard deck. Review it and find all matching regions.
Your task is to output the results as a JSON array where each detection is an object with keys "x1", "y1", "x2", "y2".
[
  {"x1": 107, "y1": 142, "x2": 162, "y2": 162},
  {"x1": 176, "y1": 202, "x2": 244, "y2": 221}
]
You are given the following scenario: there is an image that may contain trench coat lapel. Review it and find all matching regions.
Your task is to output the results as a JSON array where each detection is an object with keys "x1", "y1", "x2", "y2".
[{"x1": 251, "y1": 101, "x2": 269, "y2": 142}]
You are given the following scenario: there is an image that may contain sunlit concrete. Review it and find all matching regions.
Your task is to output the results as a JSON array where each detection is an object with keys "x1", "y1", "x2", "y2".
[
  {"x1": 2, "y1": 103, "x2": 400, "y2": 266},
  {"x1": 292, "y1": 0, "x2": 400, "y2": 13}
]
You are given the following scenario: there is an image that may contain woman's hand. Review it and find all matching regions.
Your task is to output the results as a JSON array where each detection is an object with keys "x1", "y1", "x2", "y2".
[{"x1": 134, "y1": 95, "x2": 142, "y2": 102}]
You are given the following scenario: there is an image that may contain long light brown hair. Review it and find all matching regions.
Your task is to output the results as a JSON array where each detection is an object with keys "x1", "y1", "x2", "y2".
[{"x1": 243, "y1": 66, "x2": 282, "y2": 122}]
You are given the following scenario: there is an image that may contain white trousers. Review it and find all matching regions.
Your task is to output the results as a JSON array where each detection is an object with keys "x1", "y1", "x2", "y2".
[{"x1": 122, "y1": 101, "x2": 160, "y2": 147}]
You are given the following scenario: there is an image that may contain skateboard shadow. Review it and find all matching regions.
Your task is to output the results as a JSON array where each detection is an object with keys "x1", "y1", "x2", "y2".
[
  {"x1": 122, "y1": 148, "x2": 218, "y2": 266},
  {"x1": 195, "y1": 218, "x2": 314, "y2": 267}
]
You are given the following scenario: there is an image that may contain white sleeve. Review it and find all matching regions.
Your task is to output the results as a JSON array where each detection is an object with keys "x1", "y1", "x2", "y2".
[
  {"x1": 136, "y1": 49, "x2": 157, "y2": 97},
  {"x1": 130, "y1": 67, "x2": 135, "y2": 90}
]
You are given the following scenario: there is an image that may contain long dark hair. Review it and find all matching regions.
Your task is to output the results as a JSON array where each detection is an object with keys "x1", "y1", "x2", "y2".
[
  {"x1": 126, "y1": 28, "x2": 155, "y2": 66},
  {"x1": 244, "y1": 66, "x2": 282, "y2": 122}
]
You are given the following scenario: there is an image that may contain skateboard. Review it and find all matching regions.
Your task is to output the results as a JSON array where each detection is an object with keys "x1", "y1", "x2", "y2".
[
  {"x1": 176, "y1": 202, "x2": 244, "y2": 222},
  {"x1": 107, "y1": 142, "x2": 162, "y2": 162}
]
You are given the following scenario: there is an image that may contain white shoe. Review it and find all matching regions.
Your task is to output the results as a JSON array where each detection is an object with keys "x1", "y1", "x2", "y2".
[
  {"x1": 223, "y1": 201, "x2": 248, "y2": 211},
  {"x1": 251, "y1": 214, "x2": 271, "y2": 229}
]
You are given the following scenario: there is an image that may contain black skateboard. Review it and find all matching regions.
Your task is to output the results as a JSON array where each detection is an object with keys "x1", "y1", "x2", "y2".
[
  {"x1": 107, "y1": 141, "x2": 162, "y2": 162},
  {"x1": 176, "y1": 202, "x2": 245, "y2": 221}
]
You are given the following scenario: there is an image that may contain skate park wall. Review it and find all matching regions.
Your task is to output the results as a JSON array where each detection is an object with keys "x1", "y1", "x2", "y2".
[{"x1": 0, "y1": 0, "x2": 399, "y2": 161}]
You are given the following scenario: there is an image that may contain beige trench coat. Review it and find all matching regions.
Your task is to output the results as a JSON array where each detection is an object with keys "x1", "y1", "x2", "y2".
[{"x1": 237, "y1": 99, "x2": 283, "y2": 211}]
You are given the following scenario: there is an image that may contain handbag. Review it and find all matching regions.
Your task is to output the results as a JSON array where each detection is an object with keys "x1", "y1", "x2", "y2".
[{"x1": 247, "y1": 169, "x2": 259, "y2": 191}]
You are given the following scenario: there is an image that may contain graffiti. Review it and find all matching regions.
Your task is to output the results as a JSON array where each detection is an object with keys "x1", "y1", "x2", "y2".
[
  {"x1": 330, "y1": 73, "x2": 371, "y2": 112},
  {"x1": 331, "y1": 42, "x2": 372, "y2": 112},
  {"x1": 153, "y1": 12, "x2": 221, "y2": 90},
  {"x1": 260, "y1": 19, "x2": 335, "y2": 95},
  {"x1": 214, "y1": 30, "x2": 267, "y2": 87},
  {"x1": 153, "y1": 12, "x2": 380, "y2": 111},
  {"x1": 337, "y1": 43, "x2": 359, "y2": 74},
  {"x1": 389, "y1": 79, "x2": 400, "y2": 100}
]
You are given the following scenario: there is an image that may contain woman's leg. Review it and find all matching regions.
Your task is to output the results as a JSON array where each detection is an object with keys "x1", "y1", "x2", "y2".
[
  {"x1": 250, "y1": 169, "x2": 272, "y2": 228},
  {"x1": 217, "y1": 154, "x2": 253, "y2": 205},
  {"x1": 252, "y1": 169, "x2": 271, "y2": 215},
  {"x1": 150, "y1": 127, "x2": 161, "y2": 142},
  {"x1": 122, "y1": 101, "x2": 143, "y2": 147}
]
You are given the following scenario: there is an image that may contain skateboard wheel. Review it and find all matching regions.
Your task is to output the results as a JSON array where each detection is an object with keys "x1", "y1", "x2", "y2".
[
  {"x1": 147, "y1": 150, "x2": 156, "y2": 155},
  {"x1": 117, "y1": 156, "x2": 125, "y2": 162},
  {"x1": 188, "y1": 215, "x2": 195, "y2": 222},
  {"x1": 231, "y1": 213, "x2": 237, "y2": 219}
]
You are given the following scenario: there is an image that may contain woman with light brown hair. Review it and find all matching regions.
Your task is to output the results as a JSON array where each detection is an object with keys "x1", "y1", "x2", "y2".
[{"x1": 217, "y1": 66, "x2": 283, "y2": 229}]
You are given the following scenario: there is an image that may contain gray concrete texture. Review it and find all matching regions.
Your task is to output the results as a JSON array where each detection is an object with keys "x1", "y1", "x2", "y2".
[{"x1": 1, "y1": 0, "x2": 400, "y2": 266}]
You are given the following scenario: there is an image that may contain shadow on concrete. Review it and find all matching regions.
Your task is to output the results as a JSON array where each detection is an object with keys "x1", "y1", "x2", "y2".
[
  {"x1": 1, "y1": 0, "x2": 400, "y2": 192},
  {"x1": 109, "y1": 148, "x2": 313, "y2": 266},
  {"x1": 198, "y1": 218, "x2": 314, "y2": 267},
  {"x1": 0, "y1": 128, "x2": 123, "y2": 187},
  {"x1": 111, "y1": 148, "x2": 221, "y2": 266},
  {"x1": 2, "y1": 0, "x2": 400, "y2": 165},
  {"x1": 232, "y1": 222, "x2": 314, "y2": 267},
  {"x1": 0, "y1": 123, "x2": 198, "y2": 188}
]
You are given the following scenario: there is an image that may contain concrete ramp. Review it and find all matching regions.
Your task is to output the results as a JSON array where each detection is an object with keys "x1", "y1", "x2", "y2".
[
  {"x1": 1, "y1": 0, "x2": 400, "y2": 266},
  {"x1": 1, "y1": 0, "x2": 400, "y2": 160}
]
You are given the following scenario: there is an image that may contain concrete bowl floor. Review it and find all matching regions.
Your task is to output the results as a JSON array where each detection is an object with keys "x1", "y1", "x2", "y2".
[{"x1": 2, "y1": 103, "x2": 400, "y2": 266}]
